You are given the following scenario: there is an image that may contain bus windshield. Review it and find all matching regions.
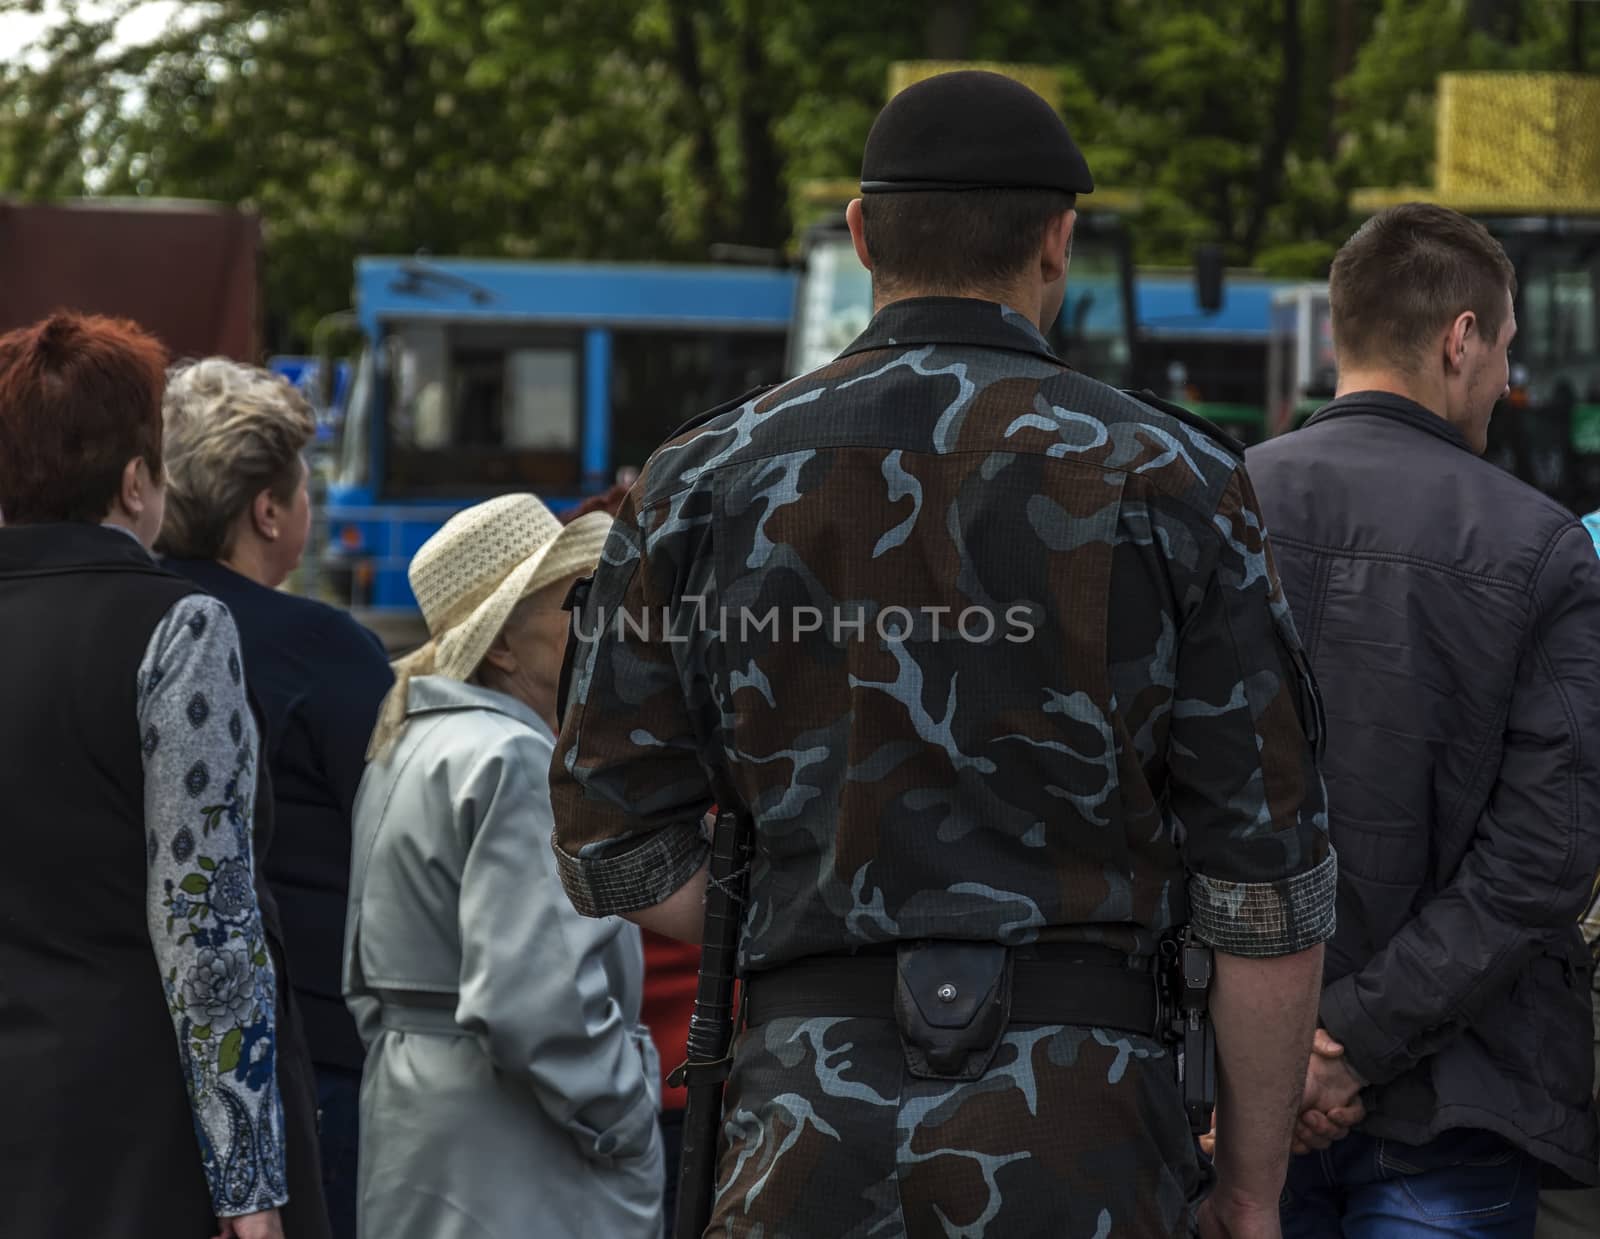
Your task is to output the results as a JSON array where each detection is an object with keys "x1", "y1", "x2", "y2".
[
  {"x1": 336, "y1": 345, "x2": 374, "y2": 489},
  {"x1": 789, "y1": 230, "x2": 872, "y2": 377},
  {"x1": 1050, "y1": 224, "x2": 1134, "y2": 388}
]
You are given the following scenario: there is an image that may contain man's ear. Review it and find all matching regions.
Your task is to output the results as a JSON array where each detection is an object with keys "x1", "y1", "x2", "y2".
[
  {"x1": 1040, "y1": 209, "x2": 1076, "y2": 284},
  {"x1": 1444, "y1": 311, "x2": 1475, "y2": 374},
  {"x1": 845, "y1": 198, "x2": 874, "y2": 272}
]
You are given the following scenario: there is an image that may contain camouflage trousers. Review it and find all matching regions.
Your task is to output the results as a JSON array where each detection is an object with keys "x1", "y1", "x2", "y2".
[{"x1": 707, "y1": 1015, "x2": 1210, "y2": 1238}]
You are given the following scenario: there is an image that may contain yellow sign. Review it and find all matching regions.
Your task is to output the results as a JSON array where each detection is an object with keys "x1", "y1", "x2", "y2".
[{"x1": 1352, "y1": 72, "x2": 1600, "y2": 216}]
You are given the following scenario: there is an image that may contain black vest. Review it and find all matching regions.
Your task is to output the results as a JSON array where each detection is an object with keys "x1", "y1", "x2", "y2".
[
  {"x1": 0, "y1": 523, "x2": 219, "y2": 1235},
  {"x1": 0, "y1": 524, "x2": 328, "y2": 1238}
]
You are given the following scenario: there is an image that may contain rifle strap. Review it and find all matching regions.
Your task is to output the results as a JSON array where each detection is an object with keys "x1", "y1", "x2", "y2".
[{"x1": 667, "y1": 1055, "x2": 734, "y2": 1090}]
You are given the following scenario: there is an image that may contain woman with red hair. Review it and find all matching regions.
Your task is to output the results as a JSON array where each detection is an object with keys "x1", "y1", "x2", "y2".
[{"x1": 0, "y1": 313, "x2": 323, "y2": 1239}]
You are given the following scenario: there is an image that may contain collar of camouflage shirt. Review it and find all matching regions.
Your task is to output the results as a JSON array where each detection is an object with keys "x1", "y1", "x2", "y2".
[{"x1": 837, "y1": 296, "x2": 1067, "y2": 369}]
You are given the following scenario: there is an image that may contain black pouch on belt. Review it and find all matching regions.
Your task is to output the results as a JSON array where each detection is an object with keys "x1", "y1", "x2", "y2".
[{"x1": 893, "y1": 941, "x2": 1013, "y2": 1081}]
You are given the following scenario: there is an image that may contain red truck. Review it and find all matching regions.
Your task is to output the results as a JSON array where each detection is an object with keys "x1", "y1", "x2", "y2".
[{"x1": 0, "y1": 197, "x2": 260, "y2": 359}]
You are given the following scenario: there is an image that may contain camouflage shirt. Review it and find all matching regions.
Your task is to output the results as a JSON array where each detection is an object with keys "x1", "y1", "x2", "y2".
[{"x1": 552, "y1": 297, "x2": 1335, "y2": 969}]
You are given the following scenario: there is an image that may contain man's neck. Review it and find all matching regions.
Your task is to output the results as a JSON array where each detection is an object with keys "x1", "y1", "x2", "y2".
[
  {"x1": 874, "y1": 283, "x2": 1042, "y2": 329},
  {"x1": 1335, "y1": 369, "x2": 1448, "y2": 420}
]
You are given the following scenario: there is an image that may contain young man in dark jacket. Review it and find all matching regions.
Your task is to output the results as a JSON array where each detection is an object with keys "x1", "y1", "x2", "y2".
[{"x1": 1246, "y1": 202, "x2": 1600, "y2": 1236}]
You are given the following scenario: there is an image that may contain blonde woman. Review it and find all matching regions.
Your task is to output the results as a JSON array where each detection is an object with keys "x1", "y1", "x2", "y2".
[
  {"x1": 161, "y1": 358, "x2": 393, "y2": 1239},
  {"x1": 344, "y1": 495, "x2": 663, "y2": 1239}
]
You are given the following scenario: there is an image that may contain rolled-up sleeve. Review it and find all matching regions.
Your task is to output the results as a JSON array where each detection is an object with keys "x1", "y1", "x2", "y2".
[
  {"x1": 1168, "y1": 467, "x2": 1336, "y2": 957},
  {"x1": 551, "y1": 489, "x2": 714, "y2": 918}
]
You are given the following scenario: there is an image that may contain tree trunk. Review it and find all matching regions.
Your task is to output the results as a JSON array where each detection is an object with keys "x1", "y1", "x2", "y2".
[
  {"x1": 664, "y1": 0, "x2": 726, "y2": 235},
  {"x1": 1572, "y1": 0, "x2": 1587, "y2": 73},
  {"x1": 733, "y1": 4, "x2": 785, "y2": 249},
  {"x1": 1243, "y1": 0, "x2": 1302, "y2": 261},
  {"x1": 1326, "y1": 0, "x2": 1359, "y2": 158}
]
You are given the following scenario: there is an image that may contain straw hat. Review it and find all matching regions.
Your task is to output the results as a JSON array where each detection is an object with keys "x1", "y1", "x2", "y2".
[{"x1": 367, "y1": 494, "x2": 612, "y2": 758}]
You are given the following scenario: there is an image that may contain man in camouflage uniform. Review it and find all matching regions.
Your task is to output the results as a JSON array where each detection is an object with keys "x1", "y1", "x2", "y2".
[{"x1": 552, "y1": 70, "x2": 1335, "y2": 1238}]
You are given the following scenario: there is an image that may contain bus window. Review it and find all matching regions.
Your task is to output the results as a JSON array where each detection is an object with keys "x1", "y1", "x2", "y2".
[
  {"x1": 610, "y1": 329, "x2": 788, "y2": 471},
  {"x1": 392, "y1": 322, "x2": 450, "y2": 448},
  {"x1": 381, "y1": 320, "x2": 582, "y2": 498},
  {"x1": 1505, "y1": 232, "x2": 1600, "y2": 508},
  {"x1": 1309, "y1": 296, "x2": 1336, "y2": 394},
  {"x1": 1521, "y1": 246, "x2": 1600, "y2": 397},
  {"x1": 505, "y1": 350, "x2": 580, "y2": 450}
]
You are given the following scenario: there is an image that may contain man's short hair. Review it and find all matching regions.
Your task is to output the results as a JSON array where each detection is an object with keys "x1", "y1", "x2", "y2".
[
  {"x1": 0, "y1": 312, "x2": 167, "y2": 524},
  {"x1": 860, "y1": 188, "x2": 1076, "y2": 296},
  {"x1": 1329, "y1": 203, "x2": 1517, "y2": 372}
]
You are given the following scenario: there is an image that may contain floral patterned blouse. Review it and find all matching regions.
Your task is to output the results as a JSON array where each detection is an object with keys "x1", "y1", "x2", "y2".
[{"x1": 137, "y1": 594, "x2": 287, "y2": 1218}]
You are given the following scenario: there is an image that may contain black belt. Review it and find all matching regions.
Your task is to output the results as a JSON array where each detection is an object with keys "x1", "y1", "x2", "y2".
[{"x1": 744, "y1": 946, "x2": 1162, "y2": 1039}]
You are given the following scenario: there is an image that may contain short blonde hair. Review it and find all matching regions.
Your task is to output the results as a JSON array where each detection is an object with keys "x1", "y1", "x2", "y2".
[{"x1": 158, "y1": 358, "x2": 315, "y2": 559}]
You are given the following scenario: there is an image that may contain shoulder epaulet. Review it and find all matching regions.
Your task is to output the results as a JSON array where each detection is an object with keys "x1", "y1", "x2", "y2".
[
  {"x1": 661, "y1": 381, "x2": 782, "y2": 444},
  {"x1": 1120, "y1": 388, "x2": 1247, "y2": 464}
]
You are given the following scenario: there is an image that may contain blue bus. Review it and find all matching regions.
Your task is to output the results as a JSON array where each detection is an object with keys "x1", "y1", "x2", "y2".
[{"x1": 323, "y1": 258, "x2": 796, "y2": 611}]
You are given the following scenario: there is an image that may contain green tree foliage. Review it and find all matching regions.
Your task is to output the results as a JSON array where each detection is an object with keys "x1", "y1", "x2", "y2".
[{"x1": 2, "y1": 0, "x2": 1597, "y2": 347}]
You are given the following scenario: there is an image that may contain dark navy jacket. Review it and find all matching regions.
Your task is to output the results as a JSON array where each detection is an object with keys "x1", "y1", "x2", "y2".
[
  {"x1": 1248, "y1": 391, "x2": 1600, "y2": 1184},
  {"x1": 170, "y1": 559, "x2": 392, "y2": 1072}
]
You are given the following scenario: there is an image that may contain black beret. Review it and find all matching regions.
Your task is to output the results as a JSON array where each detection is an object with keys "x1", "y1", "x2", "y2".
[{"x1": 860, "y1": 70, "x2": 1093, "y2": 196}]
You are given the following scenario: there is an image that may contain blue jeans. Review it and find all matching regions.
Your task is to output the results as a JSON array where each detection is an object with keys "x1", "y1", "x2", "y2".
[
  {"x1": 315, "y1": 1065, "x2": 362, "y2": 1239},
  {"x1": 1281, "y1": 1128, "x2": 1539, "y2": 1238}
]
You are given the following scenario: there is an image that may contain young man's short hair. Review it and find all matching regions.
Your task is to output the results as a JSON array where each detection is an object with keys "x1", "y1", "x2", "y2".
[
  {"x1": 860, "y1": 188, "x2": 1076, "y2": 296},
  {"x1": 1329, "y1": 203, "x2": 1517, "y2": 372}
]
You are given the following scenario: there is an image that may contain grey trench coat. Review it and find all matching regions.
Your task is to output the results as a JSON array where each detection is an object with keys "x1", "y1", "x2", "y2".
[{"x1": 344, "y1": 675, "x2": 663, "y2": 1239}]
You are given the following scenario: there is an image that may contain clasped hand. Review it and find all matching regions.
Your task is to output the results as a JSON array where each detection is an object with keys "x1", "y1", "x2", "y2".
[
  {"x1": 1291, "y1": 1028, "x2": 1366, "y2": 1155},
  {"x1": 1197, "y1": 1028, "x2": 1367, "y2": 1164}
]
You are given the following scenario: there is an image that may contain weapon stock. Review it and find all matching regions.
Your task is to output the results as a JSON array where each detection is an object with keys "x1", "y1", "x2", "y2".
[{"x1": 670, "y1": 809, "x2": 752, "y2": 1238}]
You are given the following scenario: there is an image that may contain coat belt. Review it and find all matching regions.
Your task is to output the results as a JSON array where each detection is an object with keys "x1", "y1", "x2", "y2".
[{"x1": 372, "y1": 987, "x2": 466, "y2": 1037}]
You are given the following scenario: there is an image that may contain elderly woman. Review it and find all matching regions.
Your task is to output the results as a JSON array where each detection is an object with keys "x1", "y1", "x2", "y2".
[
  {"x1": 159, "y1": 359, "x2": 393, "y2": 1239},
  {"x1": 344, "y1": 494, "x2": 664, "y2": 1239},
  {"x1": 0, "y1": 313, "x2": 290, "y2": 1238}
]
